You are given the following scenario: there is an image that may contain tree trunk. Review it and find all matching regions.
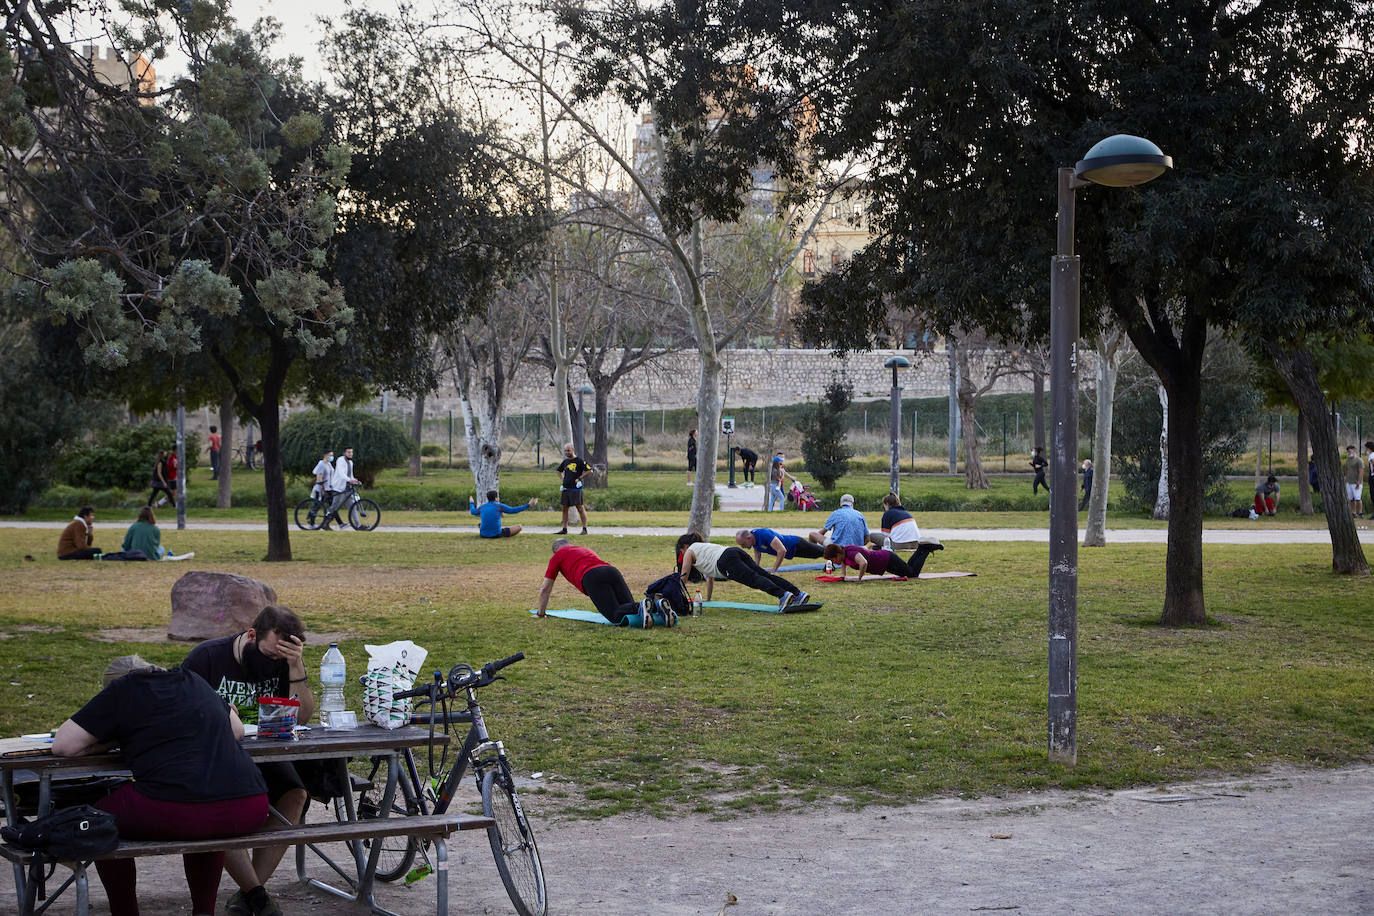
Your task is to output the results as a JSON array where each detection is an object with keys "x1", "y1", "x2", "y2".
[
  {"x1": 407, "y1": 392, "x2": 425, "y2": 477},
  {"x1": 686, "y1": 218, "x2": 720, "y2": 536},
  {"x1": 1032, "y1": 369, "x2": 1046, "y2": 451},
  {"x1": 216, "y1": 389, "x2": 234, "y2": 510},
  {"x1": 1083, "y1": 339, "x2": 1120, "y2": 547},
  {"x1": 947, "y1": 344, "x2": 959, "y2": 474},
  {"x1": 591, "y1": 383, "x2": 610, "y2": 470},
  {"x1": 1159, "y1": 371, "x2": 1206, "y2": 625},
  {"x1": 1153, "y1": 384, "x2": 1169, "y2": 520},
  {"x1": 1297, "y1": 411, "x2": 1313, "y2": 515},
  {"x1": 459, "y1": 393, "x2": 502, "y2": 500},
  {"x1": 1267, "y1": 345, "x2": 1369, "y2": 575},
  {"x1": 258, "y1": 347, "x2": 292, "y2": 563},
  {"x1": 959, "y1": 395, "x2": 988, "y2": 489}
]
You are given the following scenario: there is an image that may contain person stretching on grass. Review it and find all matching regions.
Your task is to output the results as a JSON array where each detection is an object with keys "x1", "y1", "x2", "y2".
[
  {"x1": 676, "y1": 533, "x2": 809, "y2": 611},
  {"x1": 536, "y1": 538, "x2": 674, "y2": 627},
  {"x1": 469, "y1": 490, "x2": 538, "y2": 538},
  {"x1": 822, "y1": 541, "x2": 943, "y2": 583}
]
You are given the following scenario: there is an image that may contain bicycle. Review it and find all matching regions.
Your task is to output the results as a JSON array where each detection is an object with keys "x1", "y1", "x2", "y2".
[
  {"x1": 337, "y1": 653, "x2": 547, "y2": 916},
  {"x1": 294, "y1": 484, "x2": 381, "y2": 532}
]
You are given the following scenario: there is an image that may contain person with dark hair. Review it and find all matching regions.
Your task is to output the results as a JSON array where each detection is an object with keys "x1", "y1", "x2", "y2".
[
  {"x1": 555, "y1": 443, "x2": 593, "y2": 534},
  {"x1": 1079, "y1": 459, "x2": 1094, "y2": 512},
  {"x1": 469, "y1": 489, "x2": 537, "y2": 538},
  {"x1": 1254, "y1": 475, "x2": 1280, "y2": 517},
  {"x1": 1345, "y1": 444, "x2": 1365, "y2": 518},
  {"x1": 325, "y1": 446, "x2": 360, "y2": 530},
  {"x1": 52, "y1": 655, "x2": 269, "y2": 916},
  {"x1": 676, "y1": 532, "x2": 809, "y2": 610},
  {"x1": 181, "y1": 606, "x2": 312, "y2": 916},
  {"x1": 1030, "y1": 446, "x2": 1049, "y2": 494},
  {"x1": 865, "y1": 492, "x2": 932, "y2": 552},
  {"x1": 734, "y1": 527, "x2": 824, "y2": 573},
  {"x1": 686, "y1": 429, "x2": 698, "y2": 483},
  {"x1": 536, "y1": 538, "x2": 670, "y2": 626},
  {"x1": 208, "y1": 425, "x2": 221, "y2": 480},
  {"x1": 147, "y1": 450, "x2": 174, "y2": 508},
  {"x1": 57, "y1": 506, "x2": 100, "y2": 560},
  {"x1": 822, "y1": 541, "x2": 942, "y2": 583},
  {"x1": 737, "y1": 446, "x2": 759, "y2": 483}
]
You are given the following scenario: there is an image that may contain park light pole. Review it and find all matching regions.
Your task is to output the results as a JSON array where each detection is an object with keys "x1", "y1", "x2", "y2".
[
  {"x1": 576, "y1": 384, "x2": 594, "y2": 458},
  {"x1": 885, "y1": 356, "x2": 910, "y2": 496},
  {"x1": 1049, "y1": 134, "x2": 1172, "y2": 765}
]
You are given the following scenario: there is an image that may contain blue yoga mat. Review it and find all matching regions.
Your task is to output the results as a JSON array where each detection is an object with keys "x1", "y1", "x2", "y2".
[{"x1": 530, "y1": 608, "x2": 620, "y2": 625}]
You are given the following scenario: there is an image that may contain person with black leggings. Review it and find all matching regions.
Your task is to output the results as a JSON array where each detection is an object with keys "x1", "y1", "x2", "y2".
[
  {"x1": 823, "y1": 542, "x2": 942, "y2": 582},
  {"x1": 676, "y1": 532, "x2": 809, "y2": 610},
  {"x1": 536, "y1": 538, "x2": 673, "y2": 627},
  {"x1": 737, "y1": 446, "x2": 759, "y2": 482}
]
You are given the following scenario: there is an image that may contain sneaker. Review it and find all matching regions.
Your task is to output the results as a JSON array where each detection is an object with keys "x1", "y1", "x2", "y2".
[
  {"x1": 638, "y1": 599, "x2": 654, "y2": 629},
  {"x1": 790, "y1": 591, "x2": 810, "y2": 608},
  {"x1": 226, "y1": 890, "x2": 251, "y2": 916},
  {"x1": 778, "y1": 591, "x2": 794, "y2": 611},
  {"x1": 654, "y1": 596, "x2": 679, "y2": 628},
  {"x1": 251, "y1": 890, "x2": 283, "y2": 916},
  {"x1": 580, "y1": 527, "x2": 589, "y2": 535},
  {"x1": 558, "y1": 528, "x2": 568, "y2": 534}
]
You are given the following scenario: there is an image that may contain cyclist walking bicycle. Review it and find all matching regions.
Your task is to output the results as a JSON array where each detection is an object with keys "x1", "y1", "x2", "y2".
[{"x1": 325, "y1": 446, "x2": 360, "y2": 530}]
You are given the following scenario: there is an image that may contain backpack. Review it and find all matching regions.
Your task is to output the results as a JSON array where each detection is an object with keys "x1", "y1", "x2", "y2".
[
  {"x1": 644, "y1": 572, "x2": 690, "y2": 617},
  {"x1": 1, "y1": 804, "x2": 119, "y2": 860},
  {"x1": 1230, "y1": 506, "x2": 1250, "y2": 518}
]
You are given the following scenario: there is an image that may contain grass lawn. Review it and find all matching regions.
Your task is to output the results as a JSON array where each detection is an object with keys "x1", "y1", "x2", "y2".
[{"x1": 1, "y1": 527, "x2": 1370, "y2": 819}]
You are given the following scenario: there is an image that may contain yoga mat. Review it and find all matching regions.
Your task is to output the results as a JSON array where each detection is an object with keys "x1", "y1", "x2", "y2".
[
  {"x1": 815, "y1": 571, "x2": 976, "y2": 582},
  {"x1": 701, "y1": 600, "x2": 824, "y2": 614},
  {"x1": 777, "y1": 562, "x2": 826, "y2": 572},
  {"x1": 530, "y1": 608, "x2": 616, "y2": 624}
]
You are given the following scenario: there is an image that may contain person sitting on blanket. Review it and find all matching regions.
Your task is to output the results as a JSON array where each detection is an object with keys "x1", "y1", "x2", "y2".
[
  {"x1": 52, "y1": 655, "x2": 269, "y2": 916},
  {"x1": 537, "y1": 538, "x2": 673, "y2": 627},
  {"x1": 677, "y1": 532, "x2": 810, "y2": 611},
  {"x1": 469, "y1": 490, "x2": 538, "y2": 538},
  {"x1": 822, "y1": 541, "x2": 943, "y2": 583},
  {"x1": 735, "y1": 527, "x2": 825, "y2": 573},
  {"x1": 122, "y1": 506, "x2": 194, "y2": 560},
  {"x1": 865, "y1": 493, "x2": 941, "y2": 553}
]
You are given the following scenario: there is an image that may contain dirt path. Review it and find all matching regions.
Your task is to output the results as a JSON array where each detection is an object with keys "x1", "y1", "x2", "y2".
[{"x1": 7, "y1": 762, "x2": 1370, "y2": 914}]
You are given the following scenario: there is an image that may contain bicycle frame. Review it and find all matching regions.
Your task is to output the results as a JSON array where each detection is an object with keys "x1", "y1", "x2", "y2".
[{"x1": 405, "y1": 683, "x2": 504, "y2": 816}]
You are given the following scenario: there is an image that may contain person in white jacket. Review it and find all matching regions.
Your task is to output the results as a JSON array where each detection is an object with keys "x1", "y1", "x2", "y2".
[{"x1": 324, "y1": 447, "x2": 360, "y2": 530}]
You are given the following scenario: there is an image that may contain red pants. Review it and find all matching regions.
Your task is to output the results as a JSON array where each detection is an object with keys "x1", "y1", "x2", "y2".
[
  {"x1": 94, "y1": 782, "x2": 268, "y2": 916},
  {"x1": 1254, "y1": 494, "x2": 1275, "y2": 515}
]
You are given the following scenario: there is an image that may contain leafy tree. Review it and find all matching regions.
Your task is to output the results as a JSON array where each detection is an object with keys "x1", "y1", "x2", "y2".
[
  {"x1": 278, "y1": 410, "x2": 413, "y2": 488},
  {"x1": 798, "y1": 380, "x2": 853, "y2": 490},
  {"x1": 57, "y1": 421, "x2": 199, "y2": 490}
]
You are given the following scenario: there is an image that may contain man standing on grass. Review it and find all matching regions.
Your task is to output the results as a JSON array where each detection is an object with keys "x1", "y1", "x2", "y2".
[
  {"x1": 1344, "y1": 444, "x2": 1364, "y2": 518},
  {"x1": 555, "y1": 442, "x2": 593, "y2": 535},
  {"x1": 182, "y1": 605, "x2": 313, "y2": 916}
]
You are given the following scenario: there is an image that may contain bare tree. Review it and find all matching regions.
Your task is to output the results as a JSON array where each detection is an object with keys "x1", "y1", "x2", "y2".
[
  {"x1": 954, "y1": 337, "x2": 1025, "y2": 490},
  {"x1": 1083, "y1": 330, "x2": 1125, "y2": 547}
]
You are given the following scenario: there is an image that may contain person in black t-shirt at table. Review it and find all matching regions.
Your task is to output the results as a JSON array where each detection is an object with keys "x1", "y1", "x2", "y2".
[
  {"x1": 182, "y1": 605, "x2": 312, "y2": 916},
  {"x1": 52, "y1": 655, "x2": 269, "y2": 916},
  {"x1": 555, "y1": 442, "x2": 594, "y2": 535}
]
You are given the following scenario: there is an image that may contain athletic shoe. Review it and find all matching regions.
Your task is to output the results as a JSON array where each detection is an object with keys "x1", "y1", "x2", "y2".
[
  {"x1": 778, "y1": 591, "x2": 794, "y2": 611},
  {"x1": 252, "y1": 890, "x2": 283, "y2": 916},
  {"x1": 558, "y1": 528, "x2": 568, "y2": 534},
  {"x1": 790, "y1": 591, "x2": 810, "y2": 608},
  {"x1": 226, "y1": 890, "x2": 251, "y2": 916},
  {"x1": 654, "y1": 596, "x2": 679, "y2": 628},
  {"x1": 580, "y1": 527, "x2": 589, "y2": 535}
]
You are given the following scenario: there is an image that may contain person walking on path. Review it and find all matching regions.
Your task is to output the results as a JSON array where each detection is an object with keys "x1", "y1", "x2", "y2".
[
  {"x1": 1344, "y1": 444, "x2": 1364, "y2": 518},
  {"x1": 738, "y1": 446, "x2": 759, "y2": 483},
  {"x1": 676, "y1": 533, "x2": 809, "y2": 610},
  {"x1": 536, "y1": 538, "x2": 670, "y2": 626},
  {"x1": 686, "y1": 429, "x2": 697, "y2": 484},
  {"x1": 556, "y1": 443, "x2": 593, "y2": 534},
  {"x1": 735, "y1": 527, "x2": 825, "y2": 573},
  {"x1": 147, "y1": 450, "x2": 174, "y2": 508},
  {"x1": 208, "y1": 425, "x2": 222, "y2": 480},
  {"x1": 809, "y1": 493, "x2": 868, "y2": 547},
  {"x1": 470, "y1": 490, "x2": 537, "y2": 538},
  {"x1": 57, "y1": 506, "x2": 100, "y2": 559},
  {"x1": 1079, "y1": 459, "x2": 1094, "y2": 511},
  {"x1": 767, "y1": 454, "x2": 794, "y2": 511},
  {"x1": 325, "y1": 446, "x2": 360, "y2": 530},
  {"x1": 1030, "y1": 447, "x2": 1049, "y2": 495}
]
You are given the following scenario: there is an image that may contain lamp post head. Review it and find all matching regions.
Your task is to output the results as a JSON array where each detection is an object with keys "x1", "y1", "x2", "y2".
[
  {"x1": 1074, "y1": 134, "x2": 1172, "y2": 188},
  {"x1": 577, "y1": 384, "x2": 594, "y2": 395},
  {"x1": 883, "y1": 356, "x2": 911, "y2": 370}
]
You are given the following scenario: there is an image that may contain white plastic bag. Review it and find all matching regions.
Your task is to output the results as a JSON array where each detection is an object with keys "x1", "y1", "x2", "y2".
[{"x1": 361, "y1": 641, "x2": 429, "y2": 730}]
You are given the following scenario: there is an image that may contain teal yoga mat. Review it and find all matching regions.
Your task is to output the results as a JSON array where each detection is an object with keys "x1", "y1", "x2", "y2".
[
  {"x1": 701, "y1": 600, "x2": 824, "y2": 614},
  {"x1": 530, "y1": 608, "x2": 620, "y2": 625},
  {"x1": 778, "y1": 562, "x2": 826, "y2": 571}
]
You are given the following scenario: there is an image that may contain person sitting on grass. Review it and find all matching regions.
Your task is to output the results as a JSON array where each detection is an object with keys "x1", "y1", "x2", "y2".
[
  {"x1": 469, "y1": 490, "x2": 538, "y2": 538},
  {"x1": 734, "y1": 527, "x2": 825, "y2": 573},
  {"x1": 122, "y1": 506, "x2": 194, "y2": 560},
  {"x1": 676, "y1": 532, "x2": 809, "y2": 611},
  {"x1": 865, "y1": 493, "x2": 940, "y2": 553},
  {"x1": 536, "y1": 538, "x2": 672, "y2": 627},
  {"x1": 808, "y1": 493, "x2": 868, "y2": 547},
  {"x1": 822, "y1": 541, "x2": 943, "y2": 583},
  {"x1": 57, "y1": 506, "x2": 100, "y2": 560},
  {"x1": 52, "y1": 655, "x2": 269, "y2": 916}
]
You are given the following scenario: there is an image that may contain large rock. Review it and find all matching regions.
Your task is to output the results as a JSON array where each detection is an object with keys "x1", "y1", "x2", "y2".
[{"x1": 169, "y1": 571, "x2": 278, "y2": 641}]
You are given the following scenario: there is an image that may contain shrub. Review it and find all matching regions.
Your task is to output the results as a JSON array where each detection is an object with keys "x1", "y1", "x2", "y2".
[
  {"x1": 420, "y1": 444, "x2": 445, "y2": 458},
  {"x1": 279, "y1": 409, "x2": 416, "y2": 487},
  {"x1": 57, "y1": 422, "x2": 200, "y2": 491},
  {"x1": 799, "y1": 380, "x2": 855, "y2": 490}
]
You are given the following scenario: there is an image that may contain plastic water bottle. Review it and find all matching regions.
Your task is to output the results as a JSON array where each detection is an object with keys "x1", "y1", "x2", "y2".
[
  {"x1": 824, "y1": 559, "x2": 835, "y2": 575},
  {"x1": 320, "y1": 644, "x2": 346, "y2": 718},
  {"x1": 693, "y1": 588, "x2": 703, "y2": 616}
]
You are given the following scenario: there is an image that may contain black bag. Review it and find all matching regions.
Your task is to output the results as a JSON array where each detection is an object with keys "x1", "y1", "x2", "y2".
[
  {"x1": 1230, "y1": 506, "x2": 1250, "y2": 518},
  {"x1": 1, "y1": 804, "x2": 119, "y2": 860},
  {"x1": 644, "y1": 572, "x2": 690, "y2": 617}
]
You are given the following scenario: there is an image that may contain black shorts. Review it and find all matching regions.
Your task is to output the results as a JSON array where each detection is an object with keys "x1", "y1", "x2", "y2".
[
  {"x1": 258, "y1": 760, "x2": 305, "y2": 805},
  {"x1": 561, "y1": 489, "x2": 584, "y2": 507}
]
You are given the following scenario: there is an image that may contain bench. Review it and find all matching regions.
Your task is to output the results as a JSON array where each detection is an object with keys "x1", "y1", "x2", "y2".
[{"x1": 2, "y1": 812, "x2": 494, "y2": 916}]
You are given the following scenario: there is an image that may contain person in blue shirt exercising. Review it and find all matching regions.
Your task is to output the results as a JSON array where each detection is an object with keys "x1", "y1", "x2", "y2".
[
  {"x1": 469, "y1": 490, "x2": 538, "y2": 538},
  {"x1": 734, "y1": 527, "x2": 825, "y2": 573}
]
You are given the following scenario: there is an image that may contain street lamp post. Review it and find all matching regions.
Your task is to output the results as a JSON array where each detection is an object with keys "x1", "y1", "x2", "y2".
[
  {"x1": 1049, "y1": 135, "x2": 1171, "y2": 765},
  {"x1": 576, "y1": 384, "x2": 594, "y2": 458},
  {"x1": 884, "y1": 356, "x2": 910, "y2": 496}
]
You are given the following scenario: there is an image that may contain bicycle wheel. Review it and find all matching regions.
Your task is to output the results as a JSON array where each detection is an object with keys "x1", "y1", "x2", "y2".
[
  {"x1": 294, "y1": 497, "x2": 325, "y2": 531},
  {"x1": 349, "y1": 498, "x2": 381, "y2": 531},
  {"x1": 334, "y1": 759, "x2": 420, "y2": 883},
  {"x1": 481, "y1": 766, "x2": 547, "y2": 916}
]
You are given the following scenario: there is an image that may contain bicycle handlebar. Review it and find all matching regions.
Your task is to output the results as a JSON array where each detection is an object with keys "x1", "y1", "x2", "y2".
[
  {"x1": 393, "y1": 683, "x2": 436, "y2": 700},
  {"x1": 393, "y1": 652, "x2": 525, "y2": 701}
]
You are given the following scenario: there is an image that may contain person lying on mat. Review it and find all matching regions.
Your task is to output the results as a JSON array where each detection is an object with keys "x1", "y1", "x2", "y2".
[
  {"x1": 822, "y1": 541, "x2": 943, "y2": 583},
  {"x1": 734, "y1": 527, "x2": 825, "y2": 573},
  {"x1": 536, "y1": 538, "x2": 673, "y2": 627},
  {"x1": 677, "y1": 532, "x2": 810, "y2": 611}
]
